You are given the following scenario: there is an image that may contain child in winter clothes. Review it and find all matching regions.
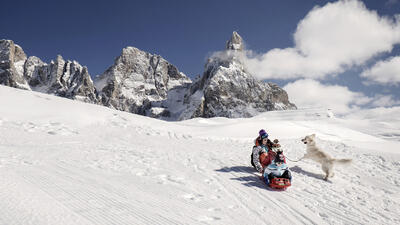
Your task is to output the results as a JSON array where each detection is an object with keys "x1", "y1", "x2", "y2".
[
  {"x1": 263, "y1": 151, "x2": 292, "y2": 185},
  {"x1": 251, "y1": 131, "x2": 269, "y2": 173},
  {"x1": 254, "y1": 129, "x2": 275, "y2": 149},
  {"x1": 251, "y1": 129, "x2": 284, "y2": 173},
  {"x1": 263, "y1": 142, "x2": 286, "y2": 168}
]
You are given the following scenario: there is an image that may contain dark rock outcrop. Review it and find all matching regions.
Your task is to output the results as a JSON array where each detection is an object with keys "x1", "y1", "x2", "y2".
[
  {"x1": 179, "y1": 32, "x2": 296, "y2": 120},
  {"x1": 0, "y1": 40, "x2": 29, "y2": 89}
]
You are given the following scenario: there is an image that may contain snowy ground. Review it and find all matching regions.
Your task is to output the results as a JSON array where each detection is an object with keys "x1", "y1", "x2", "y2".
[{"x1": 1, "y1": 84, "x2": 400, "y2": 225}]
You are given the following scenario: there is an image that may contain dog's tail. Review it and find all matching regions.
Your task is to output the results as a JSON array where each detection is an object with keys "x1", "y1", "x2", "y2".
[{"x1": 333, "y1": 158, "x2": 352, "y2": 164}]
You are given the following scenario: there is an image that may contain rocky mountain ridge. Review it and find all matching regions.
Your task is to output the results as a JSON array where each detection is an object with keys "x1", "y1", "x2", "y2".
[
  {"x1": 0, "y1": 32, "x2": 296, "y2": 120},
  {"x1": 0, "y1": 40, "x2": 98, "y2": 103}
]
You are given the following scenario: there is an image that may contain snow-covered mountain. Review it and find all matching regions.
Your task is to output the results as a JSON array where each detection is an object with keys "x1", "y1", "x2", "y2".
[
  {"x1": 179, "y1": 32, "x2": 296, "y2": 120},
  {"x1": 1, "y1": 84, "x2": 399, "y2": 224},
  {"x1": 94, "y1": 46, "x2": 192, "y2": 118},
  {"x1": 1, "y1": 34, "x2": 296, "y2": 121}
]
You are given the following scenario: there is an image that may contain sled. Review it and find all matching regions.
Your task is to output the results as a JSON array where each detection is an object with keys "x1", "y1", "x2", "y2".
[{"x1": 269, "y1": 178, "x2": 291, "y2": 189}]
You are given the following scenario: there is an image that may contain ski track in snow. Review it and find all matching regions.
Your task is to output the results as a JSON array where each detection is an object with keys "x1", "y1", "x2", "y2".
[
  {"x1": 2, "y1": 124, "x2": 400, "y2": 224},
  {"x1": 0, "y1": 119, "x2": 78, "y2": 136},
  {"x1": 1, "y1": 86, "x2": 400, "y2": 224}
]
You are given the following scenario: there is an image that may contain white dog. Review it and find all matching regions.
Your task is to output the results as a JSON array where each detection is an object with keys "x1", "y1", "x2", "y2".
[{"x1": 301, "y1": 134, "x2": 352, "y2": 181}]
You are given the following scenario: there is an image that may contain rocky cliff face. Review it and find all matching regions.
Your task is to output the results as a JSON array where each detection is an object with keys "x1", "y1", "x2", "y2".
[
  {"x1": 179, "y1": 32, "x2": 296, "y2": 120},
  {"x1": 0, "y1": 40, "x2": 30, "y2": 90},
  {"x1": 94, "y1": 46, "x2": 191, "y2": 118},
  {"x1": 0, "y1": 39, "x2": 98, "y2": 103},
  {"x1": 25, "y1": 55, "x2": 98, "y2": 103}
]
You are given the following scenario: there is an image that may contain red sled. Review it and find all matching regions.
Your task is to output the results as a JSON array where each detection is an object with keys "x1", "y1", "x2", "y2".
[{"x1": 269, "y1": 178, "x2": 291, "y2": 189}]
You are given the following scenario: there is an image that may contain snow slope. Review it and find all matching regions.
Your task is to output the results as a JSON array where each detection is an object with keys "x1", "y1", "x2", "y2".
[{"x1": 1, "y1": 84, "x2": 400, "y2": 225}]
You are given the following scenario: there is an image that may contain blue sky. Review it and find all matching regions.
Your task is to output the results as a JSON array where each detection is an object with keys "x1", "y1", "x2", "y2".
[{"x1": 1, "y1": 0, "x2": 400, "y2": 113}]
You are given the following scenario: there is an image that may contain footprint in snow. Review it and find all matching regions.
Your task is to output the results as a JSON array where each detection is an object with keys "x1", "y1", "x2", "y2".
[
  {"x1": 156, "y1": 174, "x2": 168, "y2": 184},
  {"x1": 47, "y1": 126, "x2": 78, "y2": 135},
  {"x1": 135, "y1": 171, "x2": 147, "y2": 177},
  {"x1": 319, "y1": 212, "x2": 329, "y2": 218},
  {"x1": 157, "y1": 174, "x2": 185, "y2": 185},
  {"x1": 168, "y1": 176, "x2": 185, "y2": 184},
  {"x1": 182, "y1": 193, "x2": 196, "y2": 200},
  {"x1": 197, "y1": 216, "x2": 221, "y2": 222},
  {"x1": 23, "y1": 122, "x2": 37, "y2": 132},
  {"x1": 182, "y1": 193, "x2": 204, "y2": 202},
  {"x1": 209, "y1": 195, "x2": 221, "y2": 200},
  {"x1": 207, "y1": 207, "x2": 222, "y2": 212},
  {"x1": 182, "y1": 134, "x2": 191, "y2": 139},
  {"x1": 204, "y1": 179, "x2": 213, "y2": 184},
  {"x1": 34, "y1": 94, "x2": 51, "y2": 100}
]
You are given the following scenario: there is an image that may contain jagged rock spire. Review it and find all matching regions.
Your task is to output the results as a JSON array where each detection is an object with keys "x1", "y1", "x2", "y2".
[
  {"x1": 179, "y1": 31, "x2": 296, "y2": 120},
  {"x1": 226, "y1": 31, "x2": 243, "y2": 51}
]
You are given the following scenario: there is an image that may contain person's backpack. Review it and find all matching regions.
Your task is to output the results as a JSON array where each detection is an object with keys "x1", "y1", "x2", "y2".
[{"x1": 250, "y1": 149, "x2": 256, "y2": 168}]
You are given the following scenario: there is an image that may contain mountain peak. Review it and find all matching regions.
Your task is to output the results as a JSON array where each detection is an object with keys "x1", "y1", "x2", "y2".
[
  {"x1": 179, "y1": 31, "x2": 296, "y2": 120},
  {"x1": 226, "y1": 31, "x2": 243, "y2": 51}
]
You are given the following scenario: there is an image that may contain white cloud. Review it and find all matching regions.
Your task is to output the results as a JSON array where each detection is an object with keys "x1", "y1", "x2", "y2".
[
  {"x1": 370, "y1": 94, "x2": 400, "y2": 107},
  {"x1": 361, "y1": 56, "x2": 400, "y2": 85},
  {"x1": 283, "y1": 79, "x2": 371, "y2": 114},
  {"x1": 243, "y1": 0, "x2": 400, "y2": 80}
]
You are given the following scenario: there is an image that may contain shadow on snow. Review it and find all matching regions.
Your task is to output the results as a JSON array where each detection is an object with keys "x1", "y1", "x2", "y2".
[
  {"x1": 290, "y1": 166, "x2": 332, "y2": 183},
  {"x1": 215, "y1": 165, "x2": 331, "y2": 190},
  {"x1": 215, "y1": 166, "x2": 267, "y2": 190}
]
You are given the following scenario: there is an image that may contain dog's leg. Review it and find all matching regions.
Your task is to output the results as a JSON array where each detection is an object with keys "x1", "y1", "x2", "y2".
[
  {"x1": 322, "y1": 164, "x2": 330, "y2": 181},
  {"x1": 323, "y1": 172, "x2": 329, "y2": 181},
  {"x1": 327, "y1": 163, "x2": 335, "y2": 178}
]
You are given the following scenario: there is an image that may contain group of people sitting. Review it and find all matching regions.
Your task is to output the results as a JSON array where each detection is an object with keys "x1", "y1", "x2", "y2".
[{"x1": 251, "y1": 129, "x2": 292, "y2": 186}]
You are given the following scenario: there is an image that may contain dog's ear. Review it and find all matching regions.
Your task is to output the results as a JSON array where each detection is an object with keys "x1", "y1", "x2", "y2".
[{"x1": 311, "y1": 134, "x2": 316, "y2": 138}]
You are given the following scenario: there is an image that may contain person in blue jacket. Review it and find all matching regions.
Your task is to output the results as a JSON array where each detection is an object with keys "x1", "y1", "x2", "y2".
[{"x1": 263, "y1": 151, "x2": 292, "y2": 185}]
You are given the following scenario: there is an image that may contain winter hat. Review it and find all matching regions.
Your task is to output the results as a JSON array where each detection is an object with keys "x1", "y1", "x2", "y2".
[{"x1": 259, "y1": 129, "x2": 268, "y2": 139}]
